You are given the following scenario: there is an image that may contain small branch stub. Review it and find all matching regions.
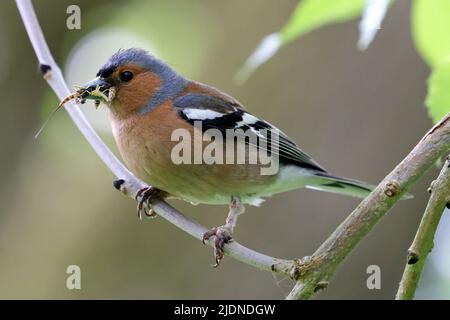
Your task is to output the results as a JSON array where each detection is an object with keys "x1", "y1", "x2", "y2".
[
  {"x1": 289, "y1": 256, "x2": 314, "y2": 281},
  {"x1": 407, "y1": 249, "x2": 419, "y2": 265},
  {"x1": 384, "y1": 181, "x2": 399, "y2": 197},
  {"x1": 113, "y1": 179, "x2": 126, "y2": 193},
  {"x1": 39, "y1": 63, "x2": 51, "y2": 79},
  {"x1": 428, "y1": 180, "x2": 436, "y2": 194},
  {"x1": 314, "y1": 281, "x2": 329, "y2": 293}
]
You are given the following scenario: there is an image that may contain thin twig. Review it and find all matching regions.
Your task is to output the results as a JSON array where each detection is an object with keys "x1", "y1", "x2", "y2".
[
  {"x1": 15, "y1": 0, "x2": 292, "y2": 276},
  {"x1": 396, "y1": 155, "x2": 450, "y2": 300},
  {"x1": 286, "y1": 113, "x2": 450, "y2": 300}
]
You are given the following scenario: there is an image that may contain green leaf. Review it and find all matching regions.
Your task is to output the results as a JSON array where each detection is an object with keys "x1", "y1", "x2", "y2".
[
  {"x1": 426, "y1": 59, "x2": 450, "y2": 123},
  {"x1": 281, "y1": 0, "x2": 365, "y2": 44},
  {"x1": 412, "y1": 0, "x2": 450, "y2": 67},
  {"x1": 236, "y1": 0, "x2": 365, "y2": 83}
]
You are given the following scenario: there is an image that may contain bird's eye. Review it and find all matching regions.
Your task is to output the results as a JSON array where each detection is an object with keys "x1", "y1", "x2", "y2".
[{"x1": 119, "y1": 71, "x2": 133, "y2": 82}]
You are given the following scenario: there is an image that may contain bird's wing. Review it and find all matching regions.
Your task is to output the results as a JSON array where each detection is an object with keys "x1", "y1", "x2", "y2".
[{"x1": 173, "y1": 92, "x2": 326, "y2": 172}]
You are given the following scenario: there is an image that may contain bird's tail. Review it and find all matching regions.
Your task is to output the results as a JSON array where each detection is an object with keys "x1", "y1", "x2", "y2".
[
  {"x1": 308, "y1": 172, "x2": 413, "y2": 200},
  {"x1": 307, "y1": 172, "x2": 374, "y2": 199}
]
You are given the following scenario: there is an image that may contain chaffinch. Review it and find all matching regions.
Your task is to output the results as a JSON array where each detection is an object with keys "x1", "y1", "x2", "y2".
[{"x1": 69, "y1": 48, "x2": 374, "y2": 265}]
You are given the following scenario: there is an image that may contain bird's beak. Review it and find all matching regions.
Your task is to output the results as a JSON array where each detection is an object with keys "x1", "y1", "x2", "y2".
[
  {"x1": 79, "y1": 77, "x2": 115, "y2": 104},
  {"x1": 58, "y1": 77, "x2": 116, "y2": 110}
]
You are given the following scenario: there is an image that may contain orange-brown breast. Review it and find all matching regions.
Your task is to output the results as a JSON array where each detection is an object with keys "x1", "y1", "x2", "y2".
[{"x1": 109, "y1": 101, "x2": 277, "y2": 204}]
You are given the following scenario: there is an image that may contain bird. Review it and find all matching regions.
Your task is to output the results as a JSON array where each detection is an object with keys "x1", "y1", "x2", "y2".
[{"x1": 72, "y1": 48, "x2": 376, "y2": 266}]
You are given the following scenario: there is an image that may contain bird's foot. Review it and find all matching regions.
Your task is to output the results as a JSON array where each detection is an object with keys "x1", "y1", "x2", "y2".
[
  {"x1": 135, "y1": 186, "x2": 167, "y2": 220},
  {"x1": 202, "y1": 226, "x2": 233, "y2": 267}
]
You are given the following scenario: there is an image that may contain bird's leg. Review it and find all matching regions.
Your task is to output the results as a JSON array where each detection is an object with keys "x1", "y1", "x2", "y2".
[
  {"x1": 203, "y1": 196, "x2": 245, "y2": 267},
  {"x1": 135, "y1": 186, "x2": 168, "y2": 220}
]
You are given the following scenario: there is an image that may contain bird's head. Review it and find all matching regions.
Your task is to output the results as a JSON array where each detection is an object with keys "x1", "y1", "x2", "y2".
[{"x1": 80, "y1": 48, "x2": 187, "y2": 116}]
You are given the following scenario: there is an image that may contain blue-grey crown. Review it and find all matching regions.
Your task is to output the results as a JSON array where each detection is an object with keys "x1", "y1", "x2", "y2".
[
  {"x1": 97, "y1": 48, "x2": 188, "y2": 115},
  {"x1": 97, "y1": 48, "x2": 174, "y2": 78}
]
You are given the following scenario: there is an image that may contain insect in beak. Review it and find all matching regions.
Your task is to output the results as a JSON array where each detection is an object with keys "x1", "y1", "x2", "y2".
[
  {"x1": 35, "y1": 78, "x2": 116, "y2": 138},
  {"x1": 60, "y1": 77, "x2": 116, "y2": 108}
]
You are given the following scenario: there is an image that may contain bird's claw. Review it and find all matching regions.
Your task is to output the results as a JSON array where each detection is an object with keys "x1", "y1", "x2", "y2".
[
  {"x1": 202, "y1": 226, "x2": 233, "y2": 267},
  {"x1": 135, "y1": 187, "x2": 166, "y2": 220}
]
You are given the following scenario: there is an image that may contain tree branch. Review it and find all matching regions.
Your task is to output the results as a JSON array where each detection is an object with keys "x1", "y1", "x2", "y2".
[
  {"x1": 15, "y1": 0, "x2": 292, "y2": 276},
  {"x1": 286, "y1": 113, "x2": 450, "y2": 300},
  {"x1": 396, "y1": 154, "x2": 450, "y2": 300}
]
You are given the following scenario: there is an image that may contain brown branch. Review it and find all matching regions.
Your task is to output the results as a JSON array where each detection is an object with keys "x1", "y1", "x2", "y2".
[
  {"x1": 396, "y1": 154, "x2": 450, "y2": 299},
  {"x1": 287, "y1": 113, "x2": 450, "y2": 300}
]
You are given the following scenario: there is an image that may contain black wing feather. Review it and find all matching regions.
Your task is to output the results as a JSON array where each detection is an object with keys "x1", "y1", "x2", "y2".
[{"x1": 173, "y1": 92, "x2": 326, "y2": 172}]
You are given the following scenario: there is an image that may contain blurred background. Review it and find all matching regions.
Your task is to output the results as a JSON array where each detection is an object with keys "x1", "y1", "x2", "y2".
[{"x1": 0, "y1": 0, "x2": 448, "y2": 299}]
